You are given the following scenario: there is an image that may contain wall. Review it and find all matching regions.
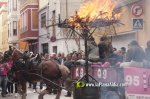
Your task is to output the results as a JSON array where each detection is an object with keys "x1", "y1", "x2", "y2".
[
  {"x1": 0, "y1": 4, "x2": 9, "y2": 52},
  {"x1": 38, "y1": 0, "x2": 48, "y2": 9},
  {"x1": 38, "y1": 7, "x2": 49, "y2": 54}
]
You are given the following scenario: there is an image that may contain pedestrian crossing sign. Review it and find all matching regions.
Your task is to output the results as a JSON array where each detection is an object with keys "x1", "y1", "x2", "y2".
[{"x1": 132, "y1": 18, "x2": 143, "y2": 30}]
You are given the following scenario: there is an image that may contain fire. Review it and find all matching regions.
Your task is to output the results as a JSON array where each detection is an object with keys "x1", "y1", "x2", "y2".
[{"x1": 68, "y1": 0, "x2": 122, "y2": 28}]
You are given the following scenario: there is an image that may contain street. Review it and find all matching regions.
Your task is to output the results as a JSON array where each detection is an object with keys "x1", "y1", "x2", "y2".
[{"x1": 0, "y1": 87, "x2": 73, "y2": 99}]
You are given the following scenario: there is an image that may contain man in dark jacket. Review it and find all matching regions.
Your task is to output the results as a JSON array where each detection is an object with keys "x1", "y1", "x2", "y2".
[
  {"x1": 98, "y1": 35, "x2": 113, "y2": 63},
  {"x1": 144, "y1": 40, "x2": 150, "y2": 68},
  {"x1": 120, "y1": 40, "x2": 145, "y2": 67}
]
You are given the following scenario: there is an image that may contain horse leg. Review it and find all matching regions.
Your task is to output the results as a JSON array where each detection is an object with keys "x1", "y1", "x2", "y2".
[
  {"x1": 21, "y1": 82, "x2": 27, "y2": 99},
  {"x1": 55, "y1": 88, "x2": 62, "y2": 99},
  {"x1": 55, "y1": 80, "x2": 62, "y2": 99},
  {"x1": 38, "y1": 87, "x2": 49, "y2": 99},
  {"x1": 17, "y1": 83, "x2": 23, "y2": 96}
]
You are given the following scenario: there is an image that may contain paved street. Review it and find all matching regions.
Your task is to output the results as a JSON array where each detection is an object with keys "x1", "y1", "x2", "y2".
[{"x1": 0, "y1": 87, "x2": 73, "y2": 99}]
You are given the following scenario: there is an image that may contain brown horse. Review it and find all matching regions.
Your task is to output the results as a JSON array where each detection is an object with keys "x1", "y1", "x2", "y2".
[{"x1": 7, "y1": 47, "x2": 71, "y2": 99}]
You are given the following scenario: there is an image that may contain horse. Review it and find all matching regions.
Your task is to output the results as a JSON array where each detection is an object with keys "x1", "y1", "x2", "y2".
[{"x1": 6, "y1": 46, "x2": 71, "y2": 99}]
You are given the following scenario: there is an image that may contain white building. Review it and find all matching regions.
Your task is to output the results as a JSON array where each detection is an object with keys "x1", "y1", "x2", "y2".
[
  {"x1": 7, "y1": 0, "x2": 18, "y2": 46},
  {"x1": 49, "y1": 0, "x2": 84, "y2": 54},
  {"x1": 38, "y1": 0, "x2": 86, "y2": 55},
  {"x1": 38, "y1": 0, "x2": 49, "y2": 54}
]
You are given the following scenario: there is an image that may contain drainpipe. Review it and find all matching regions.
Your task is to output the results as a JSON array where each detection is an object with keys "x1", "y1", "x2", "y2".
[
  {"x1": 66, "y1": 0, "x2": 68, "y2": 19},
  {"x1": 47, "y1": 0, "x2": 50, "y2": 54}
]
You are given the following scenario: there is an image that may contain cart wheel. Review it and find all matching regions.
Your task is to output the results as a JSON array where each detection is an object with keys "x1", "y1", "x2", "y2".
[{"x1": 104, "y1": 91, "x2": 121, "y2": 99}]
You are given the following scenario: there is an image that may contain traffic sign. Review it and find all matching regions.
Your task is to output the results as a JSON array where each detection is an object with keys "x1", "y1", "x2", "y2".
[
  {"x1": 131, "y1": 4, "x2": 143, "y2": 17},
  {"x1": 50, "y1": 36, "x2": 56, "y2": 42},
  {"x1": 132, "y1": 18, "x2": 143, "y2": 30}
]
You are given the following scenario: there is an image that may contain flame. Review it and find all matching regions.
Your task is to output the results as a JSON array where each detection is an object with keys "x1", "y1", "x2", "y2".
[{"x1": 68, "y1": 0, "x2": 122, "y2": 28}]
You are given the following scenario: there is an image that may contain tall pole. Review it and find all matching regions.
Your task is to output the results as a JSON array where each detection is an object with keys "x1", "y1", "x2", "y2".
[{"x1": 84, "y1": 29, "x2": 89, "y2": 82}]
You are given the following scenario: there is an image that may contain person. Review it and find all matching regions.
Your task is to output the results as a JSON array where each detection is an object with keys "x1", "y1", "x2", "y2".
[
  {"x1": 145, "y1": 40, "x2": 150, "y2": 61},
  {"x1": 6, "y1": 80, "x2": 13, "y2": 95},
  {"x1": 32, "y1": 53, "x2": 44, "y2": 92},
  {"x1": 44, "y1": 53, "x2": 49, "y2": 60},
  {"x1": 113, "y1": 48, "x2": 117, "y2": 52},
  {"x1": 98, "y1": 35, "x2": 113, "y2": 63},
  {"x1": 120, "y1": 47, "x2": 126, "y2": 62},
  {"x1": 32, "y1": 82, "x2": 43, "y2": 93},
  {"x1": 64, "y1": 54, "x2": 73, "y2": 72},
  {"x1": 87, "y1": 36, "x2": 99, "y2": 62},
  {"x1": 0, "y1": 51, "x2": 13, "y2": 97},
  {"x1": 100, "y1": 35, "x2": 113, "y2": 57},
  {"x1": 143, "y1": 40, "x2": 150, "y2": 68},
  {"x1": 50, "y1": 53, "x2": 61, "y2": 64},
  {"x1": 71, "y1": 53, "x2": 80, "y2": 65},
  {"x1": 64, "y1": 54, "x2": 73, "y2": 97},
  {"x1": 59, "y1": 52, "x2": 66, "y2": 65},
  {"x1": 14, "y1": 83, "x2": 18, "y2": 97},
  {"x1": 120, "y1": 40, "x2": 145, "y2": 67}
]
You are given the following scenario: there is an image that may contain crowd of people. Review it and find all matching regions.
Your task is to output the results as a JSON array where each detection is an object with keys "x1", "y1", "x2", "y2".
[
  {"x1": 0, "y1": 51, "x2": 17, "y2": 97},
  {"x1": 1, "y1": 35, "x2": 150, "y2": 98}
]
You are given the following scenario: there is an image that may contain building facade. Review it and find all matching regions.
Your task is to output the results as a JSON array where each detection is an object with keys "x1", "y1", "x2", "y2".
[
  {"x1": 38, "y1": 0, "x2": 49, "y2": 54},
  {"x1": 19, "y1": 0, "x2": 38, "y2": 53},
  {"x1": 0, "y1": 3, "x2": 8, "y2": 52},
  {"x1": 48, "y1": 0, "x2": 85, "y2": 54},
  {"x1": 7, "y1": 0, "x2": 18, "y2": 47},
  {"x1": 107, "y1": 0, "x2": 150, "y2": 50}
]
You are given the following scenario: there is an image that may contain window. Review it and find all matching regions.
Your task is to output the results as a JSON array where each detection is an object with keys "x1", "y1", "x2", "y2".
[
  {"x1": 53, "y1": 46, "x2": 57, "y2": 54},
  {"x1": 32, "y1": 9, "x2": 38, "y2": 29},
  {"x1": 13, "y1": 0, "x2": 17, "y2": 10},
  {"x1": 42, "y1": 43, "x2": 48, "y2": 54},
  {"x1": 13, "y1": 21, "x2": 17, "y2": 36},
  {"x1": 52, "y1": 10, "x2": 56, "y2": 36},
  {"x1": 41, "y1": 12, "x2": 46, "y2": 28}
]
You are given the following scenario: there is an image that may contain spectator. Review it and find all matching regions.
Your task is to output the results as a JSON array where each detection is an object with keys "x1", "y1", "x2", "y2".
[
  {"x1": 87, "y1": 36, "x2": 99, "y2": 62},
  {"x1": 6, "y1": 81, "x2": 13, "y2": 95},
  {"x1": 57, "y1": 53, "x2": 61, "y2": 59},
  {"x1": 145, "y1": 40, "x2": 150, "y2": 61},
  {"x1": 59, "y1": 53, "x2": 66, "y2": 65},
  {"x1": 113, "y1": 48, "x2": 117, "y2": 52},
  {"x1": 98, "y1": 35, "x2": 113, "y2": 63},
  {"x1": 50, "y1": 53, "x2": 61, "y2": 64},
  {"x1": 44, "y1": 53, "x2": 49, "y2": 60},
  {"x1": 32, "y1": 53, "x2": 45, "y2": 92},
  {"x1": 120, "y1": 40, "x2": 145, "y2": 67},
  {"x1": 64, "y1": 54, "x2": 73, "y2": 70},
  {"x1": 143, "y1": 40, "x2": 150, "y2": 68},
  {"x1": 33, "y1": 82, "x2": 43, "y2": 93},
  {"x1": 64, "y1": 54, "x2": 73, "y2": 97},
  {"x1": 120, "y1": 47, "x2": 126, "y2": 62},
  {"x1": 0, "y1": 51, "x2": 13, "y2": 97}
]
